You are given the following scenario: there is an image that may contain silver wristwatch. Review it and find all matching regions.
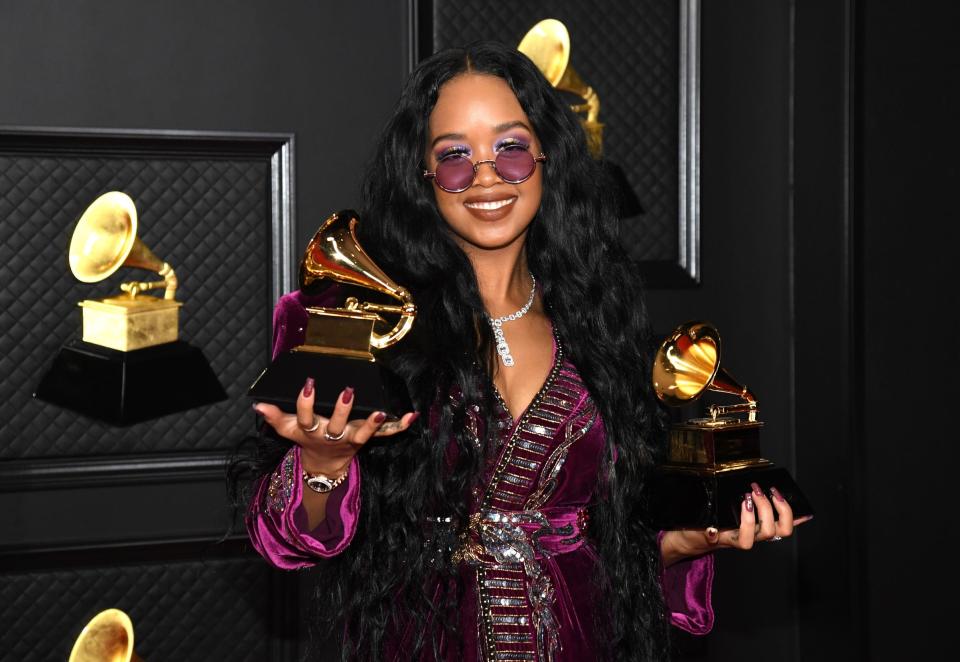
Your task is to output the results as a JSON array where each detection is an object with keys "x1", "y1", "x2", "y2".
[{"x1": 302, "y1": 468, "x2": 348, "y2": 494}]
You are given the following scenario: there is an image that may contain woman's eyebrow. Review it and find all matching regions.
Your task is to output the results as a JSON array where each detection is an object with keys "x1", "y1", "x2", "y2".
[
  {"x1": 430, "y1": 121, "x2": 532, "y2": 149},
  {"x1": 493, "y1": 120, "x2": 532, "y2": 134},
  {"x1": 431, "y1": 132, "x2": 466, "y2": 149}
]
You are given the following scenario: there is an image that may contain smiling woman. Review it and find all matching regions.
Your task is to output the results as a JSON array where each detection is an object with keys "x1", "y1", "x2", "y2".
[
  {"x1": 424, "y1": 75, "x2": 544, "y2": 255},
  {"x1": 243, "y1": 40, "x2": 801, "y2": 662}
]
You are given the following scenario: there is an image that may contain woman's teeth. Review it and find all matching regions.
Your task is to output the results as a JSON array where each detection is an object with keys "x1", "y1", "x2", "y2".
[{"x1": 465, "y1": 197, "x2": 516, "y2": 210}]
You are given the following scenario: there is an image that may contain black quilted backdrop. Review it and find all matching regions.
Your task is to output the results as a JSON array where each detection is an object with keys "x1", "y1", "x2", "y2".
[
  {"x1": 0, "y1": 555, "x2": 295, "y2": 661},
  {"x1": 0, "y1": 136, "x2": 285, "y2": 458},
  {"x1": 427, "y1": 0, "x2": 680, "y2": 262}
]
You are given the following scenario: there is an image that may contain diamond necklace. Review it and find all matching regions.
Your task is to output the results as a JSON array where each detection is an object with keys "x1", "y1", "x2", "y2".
[{"x1": 486, "y1": 273, "x2": 537, "y2": 367}]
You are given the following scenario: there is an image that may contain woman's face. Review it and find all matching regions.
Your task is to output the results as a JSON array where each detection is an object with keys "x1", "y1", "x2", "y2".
[{"x1": 425, "y1": 73, "x2": 543, "y2": 252}]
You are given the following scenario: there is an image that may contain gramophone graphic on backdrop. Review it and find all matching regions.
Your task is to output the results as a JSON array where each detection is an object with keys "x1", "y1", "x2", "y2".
[
  {"x1": 649, "y1": 321, "x2": 814, "y2": 529},
  {"x1": 34, "y1": 191, "x2": 225, "y2": 425},
  {"x1": 248, "y1": 209, "x2": 416, "y2": 419},
  {"x1": 68, "y1": 608, "x2": 142, "y2": 662},
  {"x1": 518, "y1": 18, "x2": 603, "y2": 157},
  {"x1": 517, "y1": 19, "x2": 642, "y2": 217}
]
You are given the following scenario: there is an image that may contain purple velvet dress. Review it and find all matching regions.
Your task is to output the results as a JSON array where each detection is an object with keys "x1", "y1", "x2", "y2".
[{"x1": 247, "y1": 291, "x2": 715, "y2": 661}]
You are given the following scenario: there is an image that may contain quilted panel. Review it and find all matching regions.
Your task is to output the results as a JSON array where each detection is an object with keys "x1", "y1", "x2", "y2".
[
  {"x1": 0, "y1": 146, "x2": 275, "y2": 457},
  {"x1": 0, "y1": 556, "x2": 295, "y2": 661},
  {"x1": 430, "y1": 0, "x2": 680, "y2": 262}
]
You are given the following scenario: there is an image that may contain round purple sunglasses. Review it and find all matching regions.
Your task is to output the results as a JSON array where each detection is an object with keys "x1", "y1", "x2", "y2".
[{"x1": 423, "y1": 146, "x2": 547, "y2": 193}]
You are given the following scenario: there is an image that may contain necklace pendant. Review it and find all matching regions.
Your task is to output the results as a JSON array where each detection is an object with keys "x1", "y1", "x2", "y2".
[
  {"x1": 486, "y1": 273, "x2": 536, "y2": 369},
  {"x1": 493, "y1": 327, "x2": 514, "y2": 367}
]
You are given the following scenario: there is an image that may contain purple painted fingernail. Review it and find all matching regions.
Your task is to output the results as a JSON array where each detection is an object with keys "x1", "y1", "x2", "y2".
[
  {"x1": 744, "y1": 493, "x2": 754, "y2": 512},
  {"x1": 374, "y1": 412, "x2": 387, "y2": 423},
  {"x1": 303, "y1": 377, "x2": 314, "y2": 397},
  {"x1": 770, "y1": 486, "x2": 786, "y2": 503},
  {"x1": 751, "y1": 482, "x2": 763, "y2": 497},
  {"x1": 408, "y1": 411, "x2": 421, "y2": 424},
  {"x1": 252, "y1": 403, "x2": 261, "y2": 414},
  {"x1": 342, "y1": 387, "x2": 354, "y2": 404}
]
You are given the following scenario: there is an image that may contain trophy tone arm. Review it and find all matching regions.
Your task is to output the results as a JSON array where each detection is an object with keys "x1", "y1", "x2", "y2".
[
  {"x1": 344, "y1": 293, "x2": 417, "y2": 350},
  {"x1": 708, "y1": 401, "x2": 759, "y2": 423},
  {"x1": 119, "y1": 262, "x2": 178, "y2": 300}
]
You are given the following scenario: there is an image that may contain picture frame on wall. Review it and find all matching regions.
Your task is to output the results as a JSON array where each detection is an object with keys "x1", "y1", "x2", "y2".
[
  {"x1": 0, "y1": 126, "x2": 295, "y2": 462},
  {"x1": 0, "y1": 125, "x2": 300, "y2": 659}
]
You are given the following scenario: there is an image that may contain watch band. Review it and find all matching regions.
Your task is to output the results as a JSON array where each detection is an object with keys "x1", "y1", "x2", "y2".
[{"x1": 302, "y1": 467, "x2": 349, "y2": 494}]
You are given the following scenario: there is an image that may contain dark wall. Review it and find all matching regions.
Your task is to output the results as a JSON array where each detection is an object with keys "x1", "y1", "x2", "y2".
[
  {"x1": 794, "y1": 1, "x2": 861, "y2": 659},
  {"x1": 857, "y1": 1, "x2": 958, "y2": 658},
  {"x1": 0, "y1": 0, "x2": 407, "y2": 250},
  {"x1": 796, "y1": 1, "x2": 959, "y2": 659}
]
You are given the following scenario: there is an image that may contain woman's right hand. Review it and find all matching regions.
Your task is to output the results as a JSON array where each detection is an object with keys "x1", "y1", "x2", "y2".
[{"x1": 253, "y1": 377, "x2": 419, "y2": 475}]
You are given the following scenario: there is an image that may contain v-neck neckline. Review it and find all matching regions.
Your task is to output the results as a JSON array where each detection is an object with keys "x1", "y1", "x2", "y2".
[{"x1": 491, "y1": 328, "x2": 560, "y2": 428}]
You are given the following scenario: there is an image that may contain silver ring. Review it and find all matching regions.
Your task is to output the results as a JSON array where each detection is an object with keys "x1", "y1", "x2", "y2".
[
  {"x1": 301, "y1": 416, "x2": 321, "y2": 433},
  {"x1": 324, "y1": 426, "x2": 346, "y2": 441},
  {"x1": 771, "y1": 535, "x2": 783, "y2": 542}
]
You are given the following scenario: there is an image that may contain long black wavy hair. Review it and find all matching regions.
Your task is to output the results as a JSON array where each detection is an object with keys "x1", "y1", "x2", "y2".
[{"x1": 241, "y1": 41, "x2": 671, "y2": 661}]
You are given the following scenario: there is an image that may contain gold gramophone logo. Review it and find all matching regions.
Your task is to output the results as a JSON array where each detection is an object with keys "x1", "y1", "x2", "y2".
[
  {"x1": 297, "y1": 210, "x2": 416, "y2": 359},
  {"x1": 518, "y1": 18, "x2": 603, "y2": 157},
  {"x1": 69, "y1": 608, "x2": 142, "y2": 662},
  {"x1": 650, "y1": 321, "x2": 813, "y2": 528},
  {"x1": 248, "y1": 209, "x2": 416, "y2": 417},
  {"x1": 35, "y1": 190, "x2": 225, "y2": 424},
  {"x1": 69, "y1": 191, "x2": 180, "y2": 351}
]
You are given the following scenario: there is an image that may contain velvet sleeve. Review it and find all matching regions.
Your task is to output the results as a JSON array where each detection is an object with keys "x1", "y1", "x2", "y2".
[
  {"x1": 245, "y1": 446, "x2": 361, "y2": 569},
  {"x1": 657, "y1": 530, "x2": 715, "y2": 635},
  {"x1": 271, "y1": 288, "x2": 342, "y2": 359}
]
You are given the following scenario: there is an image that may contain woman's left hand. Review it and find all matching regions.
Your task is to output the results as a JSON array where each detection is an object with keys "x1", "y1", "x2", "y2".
[{"x1": 659, "y1": 482, "x2": 812, "y2": 567}]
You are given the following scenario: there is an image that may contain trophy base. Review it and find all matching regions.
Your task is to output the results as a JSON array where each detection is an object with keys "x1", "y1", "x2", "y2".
[
  {"x1": 649, "y1": 461, "x2": 815, "y2": 530},
  {"x1": 248, "y1": 349, "x2": 410, "y2": 419},
  {"x1": 34, "y1": 339, "x2": 227, "y2": 425}
]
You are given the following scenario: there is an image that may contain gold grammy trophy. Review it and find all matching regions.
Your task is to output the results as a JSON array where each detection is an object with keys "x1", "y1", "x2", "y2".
[
  {"x1": 34, "y1": 191, "x2": 225, "y2": 424},
  {"x1": 518, "y1": 18, "x2": 603, "y2": 157},
  {"x1": 248, "y1": 210, "x2": 416, "y2": 418},
  {"x1": 70, "y1": 191, "x2": 181, "y2": 351},
  {"x1": 69, "y1": 609, "x2": 143, "y2": 662},
  {"x1": 649, "y1": 321, "x2": 813, "y2": 529}
]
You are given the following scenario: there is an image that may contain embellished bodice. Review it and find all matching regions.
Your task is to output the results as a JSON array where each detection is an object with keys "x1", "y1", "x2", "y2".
[
  {"x1": 453, "y1": 340, "x2": 607, "y2": 662},
  {"x1": 482, "y1": 349, "x2": 602, "y2": 515}
]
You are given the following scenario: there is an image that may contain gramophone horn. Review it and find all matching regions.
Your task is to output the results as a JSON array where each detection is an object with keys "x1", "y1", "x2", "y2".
[
  {"x1": 68, "y1": 191, "x2": 177, "y2": 300},
  {"x1": 652, "y1": 321, "x2": 756, "y2": 407},
  {"x1": 300, "y1": 210, "x2": 416, "y2": 349},
  {"x1": 518, "y1": 18, "x2": 600, "y2": 124},
  {"x1": 69, "y1": 608, "x2": 143, "y2": 662}
]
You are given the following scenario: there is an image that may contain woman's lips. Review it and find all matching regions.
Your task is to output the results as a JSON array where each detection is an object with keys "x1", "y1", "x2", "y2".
[{"x1": 463, "y1": 195, "x2": 517, "y2": 220}]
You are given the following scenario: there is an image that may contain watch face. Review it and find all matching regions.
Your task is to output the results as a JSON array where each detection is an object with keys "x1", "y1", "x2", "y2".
[{"x1": 306, "y1": 476, "x2": 335, "y2": 493}]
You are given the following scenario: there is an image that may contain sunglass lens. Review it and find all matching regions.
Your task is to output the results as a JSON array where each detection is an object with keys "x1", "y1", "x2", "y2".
[
  {"x1": 495, "y1": 147, "x2": 536, "y2": 183},
  {"x1": 435, "y1": 155, "x2": 475, "y2": 192}
]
